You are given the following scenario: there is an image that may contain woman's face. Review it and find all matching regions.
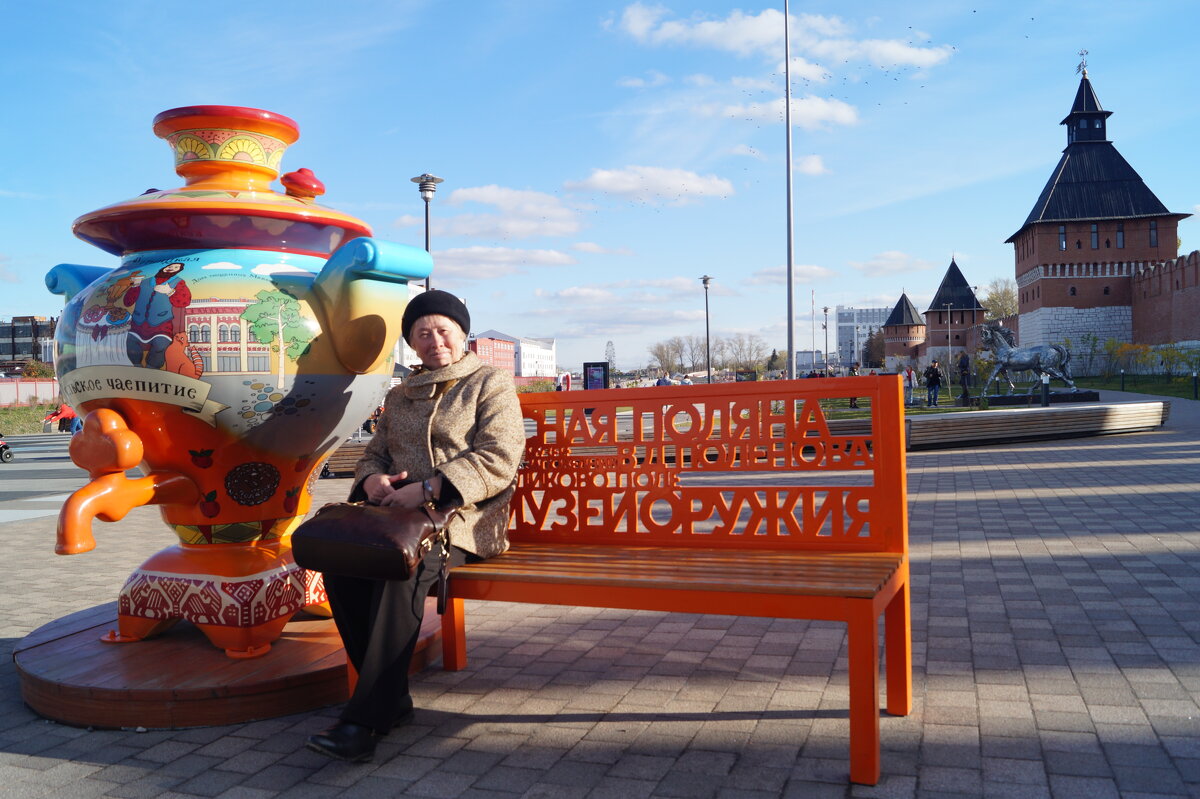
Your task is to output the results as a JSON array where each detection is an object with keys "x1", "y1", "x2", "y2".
[{"x1": 409, "y1": 314, "x2": 466, "y2": 370}]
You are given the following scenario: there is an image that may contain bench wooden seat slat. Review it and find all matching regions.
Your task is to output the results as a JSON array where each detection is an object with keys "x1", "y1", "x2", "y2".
[{"x1": 452, "y1": 545, "x2": 903, "y2": 598}]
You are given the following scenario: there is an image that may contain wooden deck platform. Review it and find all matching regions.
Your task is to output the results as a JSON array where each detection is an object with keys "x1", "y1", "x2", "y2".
[
  {"x1": 905, "y1": 400, "x2": 1169, "y2": 450},
  {"x1": 13, "y1": 599, "x2": 442, "y2": 729}
]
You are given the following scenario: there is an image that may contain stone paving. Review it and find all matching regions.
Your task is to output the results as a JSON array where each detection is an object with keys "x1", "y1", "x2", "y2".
[{"x1": 1, "y1": 391, "x2": 1197, "y2": 798}]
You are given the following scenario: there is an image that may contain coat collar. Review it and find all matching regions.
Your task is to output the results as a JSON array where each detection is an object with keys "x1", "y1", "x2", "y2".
[{"x1": 404, "y1": 351, "x2": 482, "y2": 399}]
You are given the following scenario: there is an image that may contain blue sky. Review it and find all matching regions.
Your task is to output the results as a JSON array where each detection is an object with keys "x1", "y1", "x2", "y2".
[{"x1": 3, "y1": 1, "x2": 1198, "y2": 370}]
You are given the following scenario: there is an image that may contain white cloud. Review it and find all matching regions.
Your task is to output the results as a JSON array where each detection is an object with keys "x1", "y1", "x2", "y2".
[
  {"x1": 252, "y1": 263, "x2": 312, "y2": 276},
  {"x1": 745, "y1": 264, "x2": 835, "y2": 285},
  {"x1": 619, "y1": 69, "x2": 670, "y2": 88},
  {"x1": 774, "y1": 56, "x2": 828, "y2": 82},
  {"x1": 543, "y1": 286, "x2": 618, "y2": 302},
  {"x1": 626, "y1": 276, "x2": 699, "y2": 292},
  {"x1": 848, "y1": 250, "x2": 936, "y2": 277},
  {"x1": 614, "y1": 5, "x2": 951, "y2": 72},
  {"x1": 395, "y1": 185, "x2": 581, "y2": 239},
  {"x1": 202, "y1": 261, "x2": 243, "y2": 271},
  {"x1": 0, "y1": 188, "x2": 46, "y2": 200},
  {"x1": 804, "y1": 37, "x2": 953, "y2": 69},
  {"x1": 612, "y1": 2, "x2": 670, "y2": 40},
  {"x1": 731, "y1": 144, "x2": 765, "y2": 160},
  {"x1": 433, "y1": 246, "x2": 575, "y2": 279},
  {"x1": 794, "y1": 155, "x2": 829, "y2": 175},
  {"x1": 617, "y1": 4, "x2": 784, "y2": 56},
  {"x1": 521, "y1": 275, "x2": 735, "y2": 340},
  {"x1": 572, "y1": 242, "x2": 634, "y2": 256},
  {"x1": 730, "y1": 75, "x2": 775, "y2": 90},
  {"x1": 717, "y1": 95, "x2": 858, "y2": 130},
  {"x1": 565, "y1": 166, "x2": 733, "y2": 205}
]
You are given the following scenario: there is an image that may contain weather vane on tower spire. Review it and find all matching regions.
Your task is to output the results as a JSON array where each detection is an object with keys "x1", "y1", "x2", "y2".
[{"x1": 1076, "y1": 49, "x2": 1089, "y2": 77}]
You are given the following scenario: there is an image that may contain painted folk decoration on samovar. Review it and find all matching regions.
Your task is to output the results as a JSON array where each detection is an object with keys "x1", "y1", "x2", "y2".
[{"x1": 46, "y1": 106, "x2": 431, "y2": 657}]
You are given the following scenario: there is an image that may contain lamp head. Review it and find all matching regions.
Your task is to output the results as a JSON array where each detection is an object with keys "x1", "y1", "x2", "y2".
[{"x1": 410, "y1": 173, "x2": 444, "y2": 202}]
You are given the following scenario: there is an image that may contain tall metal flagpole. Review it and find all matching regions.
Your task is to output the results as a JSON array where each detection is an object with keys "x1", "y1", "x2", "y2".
[{"x1": 784, "y1": 0, "x2": 796, "y2": 379}]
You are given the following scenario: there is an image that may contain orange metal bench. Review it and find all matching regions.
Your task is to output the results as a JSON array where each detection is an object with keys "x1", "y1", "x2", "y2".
[{"x1": 441, "y1": 377, "x2": 911, "y2": 785}]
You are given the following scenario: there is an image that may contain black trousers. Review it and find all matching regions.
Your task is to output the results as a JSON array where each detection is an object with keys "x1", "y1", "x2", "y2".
[{"x1": 324, "y1": 545, "x2": 468, "y2": 732}]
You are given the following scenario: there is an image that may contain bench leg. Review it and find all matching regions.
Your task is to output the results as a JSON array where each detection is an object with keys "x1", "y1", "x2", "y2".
[
  {"x1": 847, "y1": 609, "x2": 881, "y2": 786},
  {"x1": 441, "y1": 596, "x2": 467, "y2": 671},
  {"x1": 884, "y1": 579, "x2": 912, "y2": 717}
]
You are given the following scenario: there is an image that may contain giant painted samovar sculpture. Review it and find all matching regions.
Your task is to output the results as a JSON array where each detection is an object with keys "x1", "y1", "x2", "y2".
[{"x1": 46, "y1": 106, "x2": 430, "y2": 657}]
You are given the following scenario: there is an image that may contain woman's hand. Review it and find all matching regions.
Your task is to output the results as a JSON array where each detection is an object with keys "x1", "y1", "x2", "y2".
[
  {"x1": 377, "y1": 481, "x2": 426, "y2": 508},
  {"x1": 363, "y1": 471, "x2": 407, "y2": 504}
]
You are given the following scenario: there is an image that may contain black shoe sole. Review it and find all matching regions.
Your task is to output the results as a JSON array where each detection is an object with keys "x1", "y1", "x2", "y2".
[{"x1": 305, "y1": 737, "x2": 375, "y2": 763}]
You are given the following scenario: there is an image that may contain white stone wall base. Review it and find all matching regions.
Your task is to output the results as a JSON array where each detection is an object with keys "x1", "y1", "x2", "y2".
[{"x1": 1019, "y1": 307, "x2": 1131, "y2": 348}]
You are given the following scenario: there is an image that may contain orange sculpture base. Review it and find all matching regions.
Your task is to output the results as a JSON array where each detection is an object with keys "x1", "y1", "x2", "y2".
[
  {"x1": 14, "y1": 599, "x2": 443, "y2": 729},
  {"x1": 103, "y1": 540, "x2": 325, "y2": 658}
]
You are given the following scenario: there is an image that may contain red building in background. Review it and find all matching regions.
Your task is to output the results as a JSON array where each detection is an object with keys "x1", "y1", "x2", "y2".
[
  {"x1": 1004, "y1": 68, "x2": 1191, "y2": 348},
  {"x1": 468, "y1": 335, "x2": 515, "y2": 374}
]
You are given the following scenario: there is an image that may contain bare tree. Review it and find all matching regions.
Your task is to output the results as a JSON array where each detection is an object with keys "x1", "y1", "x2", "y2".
[
  {"x1": 646, "y1": 341, "x2": 677, "y2": 374},
  {"x1": 725, "y1": 332, "x2": 768, "y2": 370},
  {"x1": 682, "y1": 335, "x2": 706, "y2": 373},
  {"x1": 981, "y1": 277, "x2": 1018, "y2": 321},
  {"x1": 711, "y1": 336, "x2": 731, "y2": 372},
  {"x1": 647, "y1": 337, "x2": 688, "y2": 374}
]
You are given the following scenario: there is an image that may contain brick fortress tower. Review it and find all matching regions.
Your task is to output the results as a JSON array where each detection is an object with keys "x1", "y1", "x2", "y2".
[
  {"x1": 881, "y1": 293, "x2": 924, "y2": 369},
  {"x1": 923, "y1": 259, "x2": 985, "y2": 364},
  {"x1": 1005, "y1": 67, "x2": 1188, "y2": 347}
]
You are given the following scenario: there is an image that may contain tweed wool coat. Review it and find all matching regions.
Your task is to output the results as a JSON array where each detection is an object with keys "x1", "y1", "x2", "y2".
[{"x1": 353, "y1": 352, "x2": 525, "y2": 558}]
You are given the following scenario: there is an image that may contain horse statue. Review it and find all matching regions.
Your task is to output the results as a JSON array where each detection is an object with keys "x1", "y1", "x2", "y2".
[{"x1": 979, "y1": 325, "x2": 1077, "y2": 394}]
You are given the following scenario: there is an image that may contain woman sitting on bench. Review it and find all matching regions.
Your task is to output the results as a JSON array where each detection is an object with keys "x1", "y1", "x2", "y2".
[{"x1": 306, "y1": 290, "x2": 526, "y2": 763}]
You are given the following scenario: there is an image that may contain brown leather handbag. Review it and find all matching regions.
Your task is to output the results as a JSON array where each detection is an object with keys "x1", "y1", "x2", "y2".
[{"x1": 292, "y1": 501, "x2": 459, "y2": 582}]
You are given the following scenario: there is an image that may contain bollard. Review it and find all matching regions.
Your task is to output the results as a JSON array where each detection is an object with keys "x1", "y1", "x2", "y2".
[
  {"x1": 1040, "y1": 374, "x2": 1050, "y2": 407},
  {"x1": 1120, "y1": 369, "x2": 1125, "y2": 392}
]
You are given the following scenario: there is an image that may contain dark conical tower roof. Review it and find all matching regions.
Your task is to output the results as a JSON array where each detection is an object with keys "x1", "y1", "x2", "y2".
[
  {"x1": 1006, "y1": 70, "x2": 1188, "y2": 242},
  {"x1": 1059, "y1": 70, "x2": 1112, "y2": 124},
  {"x1": 883, "y1": 293, "x2": 924, "y2": 327},
  {"x1": 925, "y1": 259, "x2": 984, "y2": 313}
]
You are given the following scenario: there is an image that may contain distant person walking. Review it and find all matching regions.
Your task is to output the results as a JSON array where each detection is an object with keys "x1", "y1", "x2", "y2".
[
  {"x1": 847, "y1": 363, "x2": 860, "y2": 408},
  {"x1": 923, "y1": 360, "x2": 943, "y2": 407},
  {"x1": 902, "y1": 364, "x2": 918, "y2": 406}
]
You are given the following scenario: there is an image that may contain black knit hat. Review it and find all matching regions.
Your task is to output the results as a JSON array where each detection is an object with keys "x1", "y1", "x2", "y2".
[{"x1": 401, "y1": 289, "x2": 470, "y2": 343}]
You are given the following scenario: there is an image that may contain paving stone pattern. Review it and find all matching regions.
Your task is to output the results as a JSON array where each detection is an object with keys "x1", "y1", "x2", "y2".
[{"x1": 1, "y1": 391, "x2": 1197, "y2": 797}]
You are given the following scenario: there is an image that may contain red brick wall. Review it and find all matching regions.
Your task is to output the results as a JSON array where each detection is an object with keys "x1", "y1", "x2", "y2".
[
  {"x1": 883, "y1": 323, "x2": 925, "y2": 359},
  {"x1": 1016, "y1": 218, "x2": 1179, "y2": 278},
  {"x1": 1016, "y1": 217, "x2": 1179, "y2": 315},
  {"x1": 1131, "y1": 251, "x2": 1200, "y2": 344}
]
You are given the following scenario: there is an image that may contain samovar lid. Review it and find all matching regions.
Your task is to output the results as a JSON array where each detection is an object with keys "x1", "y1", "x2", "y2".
[{"x1": 73, "y1": 105, "x2": 372, "y2": 257}]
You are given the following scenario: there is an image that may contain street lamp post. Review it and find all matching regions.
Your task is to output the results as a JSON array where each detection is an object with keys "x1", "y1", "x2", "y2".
[
  {"x1": 822, "y1": 306, "x2": 830, "y2": 375},
  {"x1": 410, "y1": 173, "x2": 444, "y2": 290},
  {"x1": 700, "y1": 275, "x2": 713, "y2": 384},
  {"x1": 783, "y1": 0, "x2": 795, "y2": 379}
]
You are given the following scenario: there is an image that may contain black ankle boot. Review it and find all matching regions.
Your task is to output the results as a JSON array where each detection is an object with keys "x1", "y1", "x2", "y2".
[{"x1": 306, "y1": 722, "x2": 378, "y2": 762}]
